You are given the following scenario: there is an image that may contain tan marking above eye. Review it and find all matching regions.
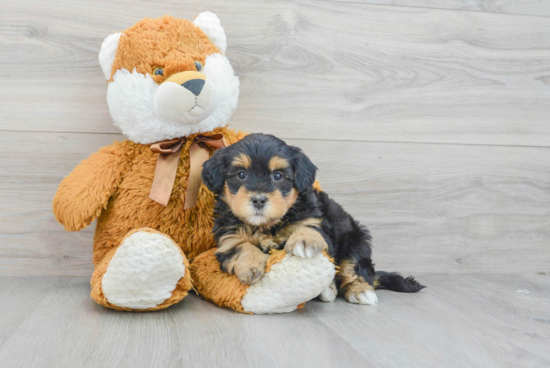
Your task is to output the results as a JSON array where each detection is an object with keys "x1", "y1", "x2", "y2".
[
  {"x1": 232, "y1": 153, "x2": 252, "y2": 169},
  {"x1": 268, "y1": 156, "x2": 289, "y2": 172}
]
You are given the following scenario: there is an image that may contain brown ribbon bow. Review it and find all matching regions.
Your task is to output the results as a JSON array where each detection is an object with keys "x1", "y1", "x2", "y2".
[{"x1": 149, "y1": 134, "x2": 228, "y2": 209}]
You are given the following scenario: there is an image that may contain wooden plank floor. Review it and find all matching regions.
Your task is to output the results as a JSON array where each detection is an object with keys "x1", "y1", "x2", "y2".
[
  {"x1": 0, "y1": 275, "x2": 548, "y2": 368},
  {"x1": 3, "y1": 0, "x2": 550, "y2": 146},
  {"x1": 1, "y1": 1, "x2": 549, "y2": 366},
  {"x1": 329, "y1": 0, "x2": 550, "y2": 17}
]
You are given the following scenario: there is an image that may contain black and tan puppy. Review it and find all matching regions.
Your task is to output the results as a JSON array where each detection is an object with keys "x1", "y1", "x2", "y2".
[{"x1": 202, "y1": 133, "x2": 424, "y2": 305}]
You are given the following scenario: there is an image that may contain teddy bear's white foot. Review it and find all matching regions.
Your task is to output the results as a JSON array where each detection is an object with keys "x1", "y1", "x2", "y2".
[
  {"x1": 191, "y1": 249, "x2": 336, "y2": 314},
  {"x1": 101, "y1": 229, "x2": 186, "y2": 310},
  {"x1": 240, "y1": 252, "x2": 335, "y2": 314}
]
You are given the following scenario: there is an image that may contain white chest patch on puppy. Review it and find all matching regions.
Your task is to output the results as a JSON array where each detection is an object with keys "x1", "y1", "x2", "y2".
[
  {"x1": 101, "y1": 230, "x2": 185, "y2": 310},
  {"x1": 241, "y1": 253, "x2": 335, "y2": 314}
]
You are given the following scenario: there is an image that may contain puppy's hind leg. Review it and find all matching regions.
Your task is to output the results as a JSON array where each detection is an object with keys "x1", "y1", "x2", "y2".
[
  {"x1": 343, "y1": 280, "x2": 378, "y2": 305},
  {"x1": 337, "y1": 258, "x2": 378, "y2": 305},
  {"x1": 319, "y1": 281, "x2": 337, "y2": 302}
]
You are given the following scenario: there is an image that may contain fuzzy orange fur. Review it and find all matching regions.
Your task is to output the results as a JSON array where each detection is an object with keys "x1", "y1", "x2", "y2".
[
  {"x1": 54, "y1": 15, "x2": 326, "y2": 312},
  {"x1": 190, "y1": 249, "x2": 250, "y2": 313},
  {"x1": 109, "y1": 16, "x2": 220, "y2": 82},
  {"x1": 53, "y1": 127, "x2": 246, "y2": 267},
  {"x1": 190, "y1": 249, "x2": 305, "y2": 313},
  {"x1": 54, "y1": 128, "x2": 323, "y2": 311},
  {"x1": 265, "y1": 250, "x2": 288, "y2": 273}
]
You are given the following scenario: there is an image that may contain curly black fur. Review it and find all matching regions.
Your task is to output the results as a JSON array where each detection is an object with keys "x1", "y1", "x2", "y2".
[{"x1": 202, "y1": 133, "x2": 425, "y2": 293}]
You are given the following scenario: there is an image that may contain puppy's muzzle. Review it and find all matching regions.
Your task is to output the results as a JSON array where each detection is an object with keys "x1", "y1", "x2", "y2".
[
  {"x1": 251, "y1": 194, "x2": 267, "y2": 210},
  {"x1": 153, "y1": 71, "x2": 217, "y2": 125}
]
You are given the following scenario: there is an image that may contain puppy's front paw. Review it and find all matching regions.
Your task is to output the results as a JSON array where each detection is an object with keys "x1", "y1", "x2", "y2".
[
  {"x1": 235, "y1": 265, "x2": 265, "y2": 285},
  {"x1": 259, "y1": 235, "x2": 279, "y2": 253},
  {"x1": 285, "y1": 227, "x2": 327, "y2": 258},
  {"x1": 233, "y1": 252, "x2": 269, "y2": 285}
]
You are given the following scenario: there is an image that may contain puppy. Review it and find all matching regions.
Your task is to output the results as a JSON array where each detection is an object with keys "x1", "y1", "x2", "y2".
[{"x1": 201, "y1": 133, "x2": 424, "y2": 305}]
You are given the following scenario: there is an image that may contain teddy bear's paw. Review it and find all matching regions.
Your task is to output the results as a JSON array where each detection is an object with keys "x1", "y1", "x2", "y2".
[
  {"x1": 319, "y1": 281, "x2": 337, "y2": 302},
  {"x1": 101, "y1": 230, "x2": 186, "y2": 310},
  {"x1": 240, "y1": 252, "x2": 335, "y2": 314}
]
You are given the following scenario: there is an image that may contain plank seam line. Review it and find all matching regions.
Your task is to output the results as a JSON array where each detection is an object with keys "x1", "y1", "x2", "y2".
[
  {"x1": 0, "y1": 273, "x2": 545, "y2": 277},
  {"x1": 0, "y1": 277, "x2": 60, "y2": 352},
  {"x1": 315, "y1": 0, "x2": 550, "y2": 20},
  {"x1": 0, "y1": 129, "x2": 120, "y2": 135},
  {"x1": 301, "y1": 309, "x2": 374, "y2": 363},
  {"x1": 279, "y1": 136, "x2": 550, "y2": 149},
  {"x1": 1, "y1": 129, "x2": 549, "y2": 149}
]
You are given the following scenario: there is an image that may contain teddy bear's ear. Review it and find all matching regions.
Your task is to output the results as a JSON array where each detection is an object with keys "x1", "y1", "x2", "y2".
[
  {"x1": 98, "y1": 33, "x2": 124, "y2": 80},
  {"x1": 193, "y1": 11, "x2": 227, "y2": 55}
]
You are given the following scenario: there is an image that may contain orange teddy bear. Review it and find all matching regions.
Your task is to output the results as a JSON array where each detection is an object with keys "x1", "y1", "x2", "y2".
[{"x1": 53, "y1": 12, "x2": 334, "y2": 313}]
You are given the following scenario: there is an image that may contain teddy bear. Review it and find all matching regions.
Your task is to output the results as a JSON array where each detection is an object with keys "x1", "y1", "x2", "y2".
[{"x1": 52, "y1": 12, "x2": 335, "y2": 313}]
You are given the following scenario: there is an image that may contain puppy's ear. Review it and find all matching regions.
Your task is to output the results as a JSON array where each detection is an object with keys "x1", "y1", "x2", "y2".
[
  {"x1": 202, "y1": 149, "x2": 227, "y2": 192},
  {"x1": 290, "y1": 147, "x2": 317, "y2": 192}
]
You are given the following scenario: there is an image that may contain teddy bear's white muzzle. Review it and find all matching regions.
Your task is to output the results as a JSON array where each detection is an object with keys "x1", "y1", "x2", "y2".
[{"x1": 153, "y1": 77, "x2": 217, "y2": 125}]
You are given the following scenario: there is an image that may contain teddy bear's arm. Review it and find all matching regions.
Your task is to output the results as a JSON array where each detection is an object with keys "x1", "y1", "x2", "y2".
[{"x1": 52, "y1": 142, "x2": 129, "y2": 232}]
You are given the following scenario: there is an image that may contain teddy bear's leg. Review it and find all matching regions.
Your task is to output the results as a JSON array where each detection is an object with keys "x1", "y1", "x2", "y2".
[
  {"x1": 90, "y1": 228, "x2": 192, "y2": 311},
  {"x1": 191, "y1": 249, "x2": 335, "y2": 314}
]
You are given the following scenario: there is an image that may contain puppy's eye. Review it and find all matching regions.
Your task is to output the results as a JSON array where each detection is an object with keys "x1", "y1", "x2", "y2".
[
  {"x1": 237, "y1": 171, "x2": 247, "y2": 180},
  {"x1": 194, "y1": 61, "x2": 203, "y2": 71},
  {"x1": 273, "y1": 172, "x2": 283, "y2": 181},
  {"x1": 153, "y1": 67, "x2": 164, "y2": 76}
]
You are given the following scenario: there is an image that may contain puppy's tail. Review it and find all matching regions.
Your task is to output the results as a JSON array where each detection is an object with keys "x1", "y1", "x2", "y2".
[{"x1": 374, "y1": 271, "x2": 425, "y2": 293}]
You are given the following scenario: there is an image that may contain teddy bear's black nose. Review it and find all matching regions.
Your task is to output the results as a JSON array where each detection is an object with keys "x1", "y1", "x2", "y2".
[{"x1": 181, "y1": 79, "x2": 205, "y2": 96}]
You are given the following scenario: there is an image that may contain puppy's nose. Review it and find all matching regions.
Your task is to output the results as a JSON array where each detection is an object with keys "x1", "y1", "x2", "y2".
[
  {"x1": 181, "y1": 79, "x2": 205, "y2": 96},
  {"x1": 251, "y1": 195, "x2": 267, "y2": 209}
]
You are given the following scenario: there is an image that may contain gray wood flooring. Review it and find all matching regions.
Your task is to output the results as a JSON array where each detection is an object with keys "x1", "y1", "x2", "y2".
[
  {"x1": 0, "y1": 275, "x2": 548, "y2": 368},
  {"x1": 1, "y1": 1, "x2": 549, "y2": 366},
  {"x1": 329, "y1": 0, "x2": 550, "y2": 17}
]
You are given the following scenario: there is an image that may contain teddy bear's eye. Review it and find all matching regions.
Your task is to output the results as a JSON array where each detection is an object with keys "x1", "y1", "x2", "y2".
[
  {"x1": 194, "y1": 61, "x2": 203, "y2": 71},
  {"x1": 153, "y1": 67, "x2": 164, "y2": 76}
]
